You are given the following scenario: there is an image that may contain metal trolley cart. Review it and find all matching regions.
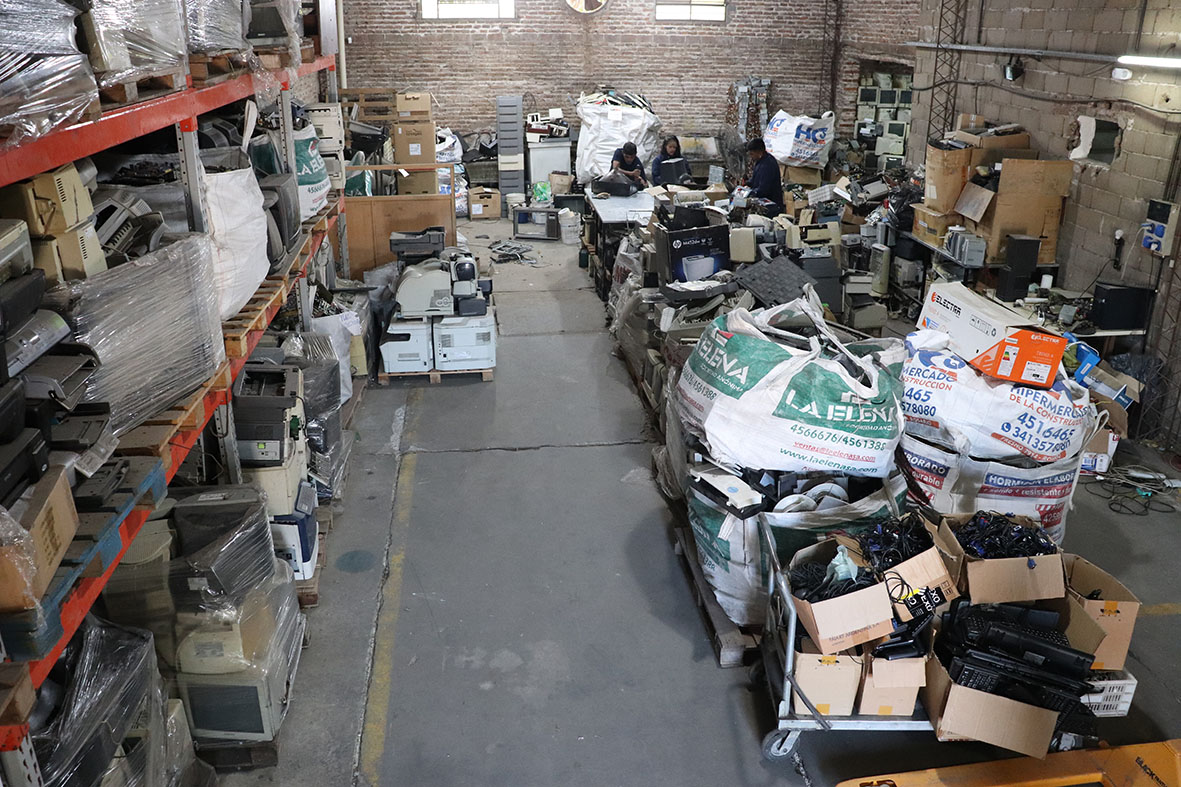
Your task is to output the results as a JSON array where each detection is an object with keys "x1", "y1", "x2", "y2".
[{"x1": 754, "y1": 516, "x2": 932, "y2": 762}]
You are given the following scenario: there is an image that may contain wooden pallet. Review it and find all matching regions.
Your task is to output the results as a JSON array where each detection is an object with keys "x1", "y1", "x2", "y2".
[
  {"x1": 114, "y1": 362, "x2": 231, "y2": 468},
  {"x1": 222, "y1": 281, "x2": 287, "y2": 358},
  {"x1": 295, "y1": 532, "x2": 328, "y2": 608},
  {"x1": 672, "y1": 527, "x2": 760, "y2": 669},
  {"x1": 97, "y1": 67, "x2": 186, "y2": 107},
  {"x1": 0, "y1": 458, "x2": 167, "y2": 661},
  {"x1": 188, "y1": 49, "x2": 251, "y2": 87},
  {"x1": 341, "y1": 377, "x2": 367, "y2": 429},
  {"x1": 253, "y1": 39, "x2": 314, "y2": 70},
  {"x1": 379, "y1": 368, "x2": 494, "y2": 385},
  {"x1": 197, "y1": 739, "x2": 279, "y2": 772}
]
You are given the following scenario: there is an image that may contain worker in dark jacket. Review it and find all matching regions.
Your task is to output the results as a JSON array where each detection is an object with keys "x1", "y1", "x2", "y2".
[
  {"x1": 650, "y1": 136, "x2": 682, "y2": 186},
  {"x1": 745, "y1": 138, "x2": 784, "y2": 213},
  {"x1": 611, "y1": 142, "x2": 647, "y2": 185}
]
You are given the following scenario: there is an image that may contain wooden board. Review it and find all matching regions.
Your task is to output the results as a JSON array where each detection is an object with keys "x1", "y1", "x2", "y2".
[
  {"x1": 345, "y1": 194, "x2": 457, "y2": 275},
  {"x1": 672, "y1": 527, "x2": 760, "y2": 668},
  {"x1": 379, "y1": 368, "x2": 493, "y2": 385},
  {"x1": 0, "y1": 664, "x2": 34, "y2": 726},
  {"x1": 189, "y1": 50, "x2": 251, "y2": 86},
  {"x1": 340, "y1": 377, "x2": 367, "y2": 429},
  {"x1": 97, "y1": 67, "x2": 186, "y2": 107}
]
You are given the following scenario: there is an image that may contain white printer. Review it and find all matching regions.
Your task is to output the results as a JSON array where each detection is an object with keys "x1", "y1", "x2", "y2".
[
  {"x1": 380, "y1": 318, "x2": 433, "y2": 374},
  {"x1": 433, "y1": 308, "x2": 497, "y2": 371},
  {"x1": 271, "y1": 481, "x2": 319, "y2": 581}
]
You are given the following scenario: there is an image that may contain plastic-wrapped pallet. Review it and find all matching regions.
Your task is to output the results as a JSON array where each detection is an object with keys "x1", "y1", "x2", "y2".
[
  {"x1": 32, "y1": 616, "x2": 167, "y2": 787},
  {"x1": 184, "y1": 0, "x2": 247, "y2": 54},
  {"x1": 162, "y1": 699, "x2": 218, "y2": 786},
  {"x1": 0, "y1": 1, "x2": 99, "y2": 149},
  {"x1": 279, "y1": 333, "x2": 346, "y2": 495},
  {"x1": 82, "y1": 0, "x2": 187, "y2": 90},
  {"x1": 47, "y1": 235, "x2": 225, "y2": 435}
]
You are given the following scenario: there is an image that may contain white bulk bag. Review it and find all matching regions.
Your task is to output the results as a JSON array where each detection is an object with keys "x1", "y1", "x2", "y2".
[
  {"x1": 574, "y1": 102, "x2": 662, "y2": 183},
  {"x1": 764, "y1": 111, "x2": 835, "y2": 169}
]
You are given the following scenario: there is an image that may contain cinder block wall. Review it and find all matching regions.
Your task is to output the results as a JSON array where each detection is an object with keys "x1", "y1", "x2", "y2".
[
  {"x1": 910, "y1": 0, "x2": 1181, "y2": 294},
  {"x1": 340, "y1": 0, "x2": 916, "y2": 136}
]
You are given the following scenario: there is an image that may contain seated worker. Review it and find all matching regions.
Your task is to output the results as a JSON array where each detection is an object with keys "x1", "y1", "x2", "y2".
[
  {"x1": 745, "y1": 138, "x2": 784, "y2": 214},
  {"x1": 611, "y1": 142, "x2": 647, "y2": 185},
  {"x1": 650, "y1": 136, "x2": 683, "y2": 186}
]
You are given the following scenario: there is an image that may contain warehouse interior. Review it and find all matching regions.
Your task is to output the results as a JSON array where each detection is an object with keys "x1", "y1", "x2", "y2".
[{"x1": 0, "y1": 0, "x2": 1180, "y2": 785}]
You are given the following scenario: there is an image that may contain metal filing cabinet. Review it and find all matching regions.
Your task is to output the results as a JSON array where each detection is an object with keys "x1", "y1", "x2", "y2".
[{"x1": 497, "y1": 96, "x2": 526, "y2": 199}]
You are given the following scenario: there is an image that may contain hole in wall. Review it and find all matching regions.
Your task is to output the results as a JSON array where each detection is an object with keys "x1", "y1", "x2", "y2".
[{"x1": 1070, "y1": 116, "x2": 1120, "y2": 166}]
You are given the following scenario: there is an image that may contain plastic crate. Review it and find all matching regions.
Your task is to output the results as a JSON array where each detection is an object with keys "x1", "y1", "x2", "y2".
[{"x1": 1081, "y1": 669, "x2": 1137, "y2": 717}]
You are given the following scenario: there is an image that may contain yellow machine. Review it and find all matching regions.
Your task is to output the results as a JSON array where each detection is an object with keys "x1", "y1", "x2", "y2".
[{"x1": 836, "y1": 739, "x2": 1181, "y2": 787}]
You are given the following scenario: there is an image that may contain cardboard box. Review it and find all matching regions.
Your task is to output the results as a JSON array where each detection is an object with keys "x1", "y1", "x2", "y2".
[
  {"x1": 730, "y1": 227, "x2": 757, "y2": 263},
  {"x1": 468, "y1": 187, "x2": 501, "y2": 219},
  {"x1": 703, "y1": 184, "x2": 729, "y2": 205},
  {"x1": 789, "y1": 539, "x2": 895, "y2": 654},
  {"x1": 953, "y1": 113, "x2": 991, "y2": 130},
  {"x1": 783, "y1": 165, "x2": 823, "y2": 188},
  {"x1": 857, "y1": 649, "x2": 926, "y2": 716},
  {"x1": 922, "y1": 648, "x2": 1058, "y2": 757},
  {"x1": 0, "y1": 467, "x2": 79, "y2": 613},
  {"x1": 1064, "y1": 554, "x2": 1140, "y2": 671},
  {"x1": 1072, "y1": 342, "x2": 1141, "y2": 410},
  {"x1": 947, "y1": 130, "x2": 1032, "y2": 150},
  {"x1": 955, "y1": 158, "x2": 1073, "y2": 265},
  {"x1": 929, "y1": 513, "x2": 1065, "y2": 604},
  {"x1": 393, "y1": 120, "x2": 436, "y2": 165},
  {"x1": 395, "y1": 170, "x2": 439, "y2": 196},
  {"x1": 918, "y1": 281, "x2": 1068, "y2": 388},
  {"x1": 1080, "y1": 427, "x2": 1120, "y2": 474},
  {"x1": 923, "y1": 144, "x2": 974, "y2": 213},
  {"x1": 396, "y1": 91, "x2": 433, "y2": 117},
  {"x1": 0, "y1": 163, "x2": 94, "y2": 237},
  {"x1": 911, "y1": 204, "x2": 958, "y2": 243},
  {"x1": 792, "y1": 638, "x2": 861, "y2": 716},
  {"x1": 653, "y1": 222, "x2": 731, "y2": 283},
  {"x1": 32, "y1": 222, "x2": 107, "y2": 282}
]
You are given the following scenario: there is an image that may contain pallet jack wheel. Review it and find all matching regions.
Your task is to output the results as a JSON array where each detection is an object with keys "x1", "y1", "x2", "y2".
[{"x1": 761, "y1": 729, "x2": 797, "y2": 762}]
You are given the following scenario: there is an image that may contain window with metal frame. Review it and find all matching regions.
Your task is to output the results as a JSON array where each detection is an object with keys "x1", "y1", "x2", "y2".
[
  {"x1": 655, "y1": 0, "x2": 726, "y2": 22},
  {"x1": 421, "y1": 0, "x2": 515, "y2": 19}
]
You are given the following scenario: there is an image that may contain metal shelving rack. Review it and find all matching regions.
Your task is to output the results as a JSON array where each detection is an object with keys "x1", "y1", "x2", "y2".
[{"x1": 0, "y1": 46, "x2": 344, "y2": 786}]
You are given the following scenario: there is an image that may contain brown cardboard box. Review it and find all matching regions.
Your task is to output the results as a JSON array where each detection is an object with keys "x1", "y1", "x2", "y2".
[
  {"x1": 789, "y1": 539, "x2": 895, "y2": 654},
  {"x1": 0, "y1": 467, "x2": 79, "y2": 613},
  {"x1": 928, "y1": 513, "x2": 1065, "y2": 604},
  {"x1": 396, "y1": 170, "x2": 439, "y2": 196},
  {"x1": 703, "y1": 184, "x2": 729, "y2": 205},
  {"x1": 792, "y1": 638, "x2": 861, "y2": 716},
  {"x1": 0, "y1": 664, "x2": 34, "y2": 725},
  {"x1": 911, "y1": 204, "x2": 958, "y2": 243},
  {"x1": 857, "y1": 649, "x2": 926, "y2": 716},
  {"x1": 32, "y1": 222, "x2": 107, "y2": 282},
  {"x1": 922, "y1": 649, "x2": 1058, "y2": 757},
  {"x1": 953, "y1": 113, "x2": 991, "y2": 131},
  {"x1": 468, "y1": 187, "x2": 501, "y2": 219},
  {"x1": 955, "y1": 158, "x2": 1073, "y2": 265},
  {"x1": 783, "y1": 165, "x2": 823, "y2": 187},
  {"x1": 1064, "y1": 554, "x2": 1140, "y2": 671},
  {"x1": 0, "y1": 163, "x2": 94, "y2": 236},
  {"x1": 396, "y1": 91, "x2": 433, "y2": 117},
  {"x1": 948, "y1": 130, "x2": 1032, "y2": 150},
  {"x1": 923, "y1": 144, "x2": 974, "y2": 213},
  {"x1": 393, "y1": 120, "x2": 436, "y2": 165},
  {"x1": 880, "y1": 540, "x2": 959, "y2": 622}
]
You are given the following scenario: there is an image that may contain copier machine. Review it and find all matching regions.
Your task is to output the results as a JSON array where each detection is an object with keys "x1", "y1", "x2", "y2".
[
  {"x1": 389, "y1": 230, "x2": 492, "y2": 318},
  {"x1": 234, "y1": 363, "x2": 308, "y2": 516}
]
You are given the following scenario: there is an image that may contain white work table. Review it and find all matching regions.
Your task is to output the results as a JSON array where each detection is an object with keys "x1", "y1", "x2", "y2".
[{"x1": 584, "y1": 186, "x2": 655, "y2": 225}]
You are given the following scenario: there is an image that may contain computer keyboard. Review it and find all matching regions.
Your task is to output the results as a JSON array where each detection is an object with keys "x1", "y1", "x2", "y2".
[
  {"x1": 733, "y1": 257, "x2": 818, "y2": 307},
  {"x1": 948, "y1": 658, "x2": 1002, "y2": 693},
  {"x1": 962, "y1": 614, "x2": 1071, "y2": 648}
]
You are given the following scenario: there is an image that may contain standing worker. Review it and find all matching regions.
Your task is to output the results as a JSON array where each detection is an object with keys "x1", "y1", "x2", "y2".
[
  {"x1": 745, "y1": 138, "x2": 784, "y2": 214},
  {"x1": 611, "y1": 142, "x2": 648, "y2": 185}
]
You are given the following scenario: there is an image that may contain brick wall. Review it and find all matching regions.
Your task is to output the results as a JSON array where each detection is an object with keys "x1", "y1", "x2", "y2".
[
  {"x1": 910, "y1": 0, "x2": 1181, "y2": 293},
  {"x1": 340, "y1": 0, "x2": 917, "y2": 135}
]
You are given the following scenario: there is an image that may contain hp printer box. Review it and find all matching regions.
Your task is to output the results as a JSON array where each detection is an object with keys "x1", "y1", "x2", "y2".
[
  {"x1": 654, "y1": 223, "x2": 730, "y2": 283},
  {"x1": 918, "y1": 281, "x2": 1067, "y2": 388}
]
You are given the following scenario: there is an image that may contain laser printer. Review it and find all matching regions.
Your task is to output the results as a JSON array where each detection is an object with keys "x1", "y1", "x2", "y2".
[
  {"x1": 271, "y1": 480, "x2": 318, "y2": 581},
  {"x1": 0, "y1": 220, "x2": 33, "y2": 286},
  {"x1": 232, "y1": 364, "x2": 305, "y2": 467}
]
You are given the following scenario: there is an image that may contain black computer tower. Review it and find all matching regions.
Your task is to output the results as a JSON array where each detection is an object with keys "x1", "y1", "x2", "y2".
[{"x1": 1092, "y1": 283, "x2": 1154, "y2": 330}]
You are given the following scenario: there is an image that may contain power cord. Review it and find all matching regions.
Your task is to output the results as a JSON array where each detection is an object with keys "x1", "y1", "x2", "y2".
[{"x1": 1084, "y1": 464, "x2": 1179, "y2": 515}]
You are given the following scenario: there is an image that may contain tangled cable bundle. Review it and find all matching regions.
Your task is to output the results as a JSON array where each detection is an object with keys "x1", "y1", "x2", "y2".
[
  {"x1": 952, "y1": 511, "x2": 1058, "y2": 559},
  {"x1": 855, "y1": 513, "x2": 934, "y2": 571},
  {"x1": 789, "y1": 561, "x2": 877, "y2": 603}
]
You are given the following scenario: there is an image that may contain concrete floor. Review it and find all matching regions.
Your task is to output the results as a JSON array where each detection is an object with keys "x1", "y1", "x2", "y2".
[{"x1": 227, "y1": 218, "x2": 1181, "y2": 786}]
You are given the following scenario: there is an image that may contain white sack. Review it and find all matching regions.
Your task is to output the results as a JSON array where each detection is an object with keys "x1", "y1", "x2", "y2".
[
  {"x1": 203, "y1": 167, "x2": 270, "y2": 320},
  {"x1": 292, "y1": 124, "x2": 330, "y2": 220},
  {"x1": 902, "y1": 330, "x2": 1097, "y2": 463},
  {"x1": 575, "y1": 103, "x2": 662, "y2": 183},
  {"x1": 901, "y1": 433, "x2": 1083, "y2": 545},
  {"x1": 764, "y1": 110, "x2": 834, "y2": 169}
]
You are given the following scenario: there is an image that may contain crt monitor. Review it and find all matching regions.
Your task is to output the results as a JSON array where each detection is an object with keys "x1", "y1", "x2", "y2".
[
  {"x1": 886, "y1": 121, "x2": 908, "y2": 138},
  {"x1": 858, "y1": 87, "x2": 878, "y2": 103},
  {"x1": 878, "y1": 88, "x2": 898, "y2": 105},
  {"x1": 899, "y1": 89, "x2": 913, "y2": 105},
  {"x1": 658, "y1": 157, "x2": 692, "y2": 185}
]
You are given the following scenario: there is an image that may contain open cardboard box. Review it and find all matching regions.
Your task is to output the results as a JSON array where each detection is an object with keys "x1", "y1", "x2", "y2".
[
  {"x1": 792, "y1": 637, "x2": 861, "y2": 716},
  {"x1": 927, "y1": 512, "x2": 1065, "y2": 604},
  {"x1": 1062, "y1": 554, "x2": 1140, "y2": 671},
  {"x1": 857, "y1": 645, "x2": 926, "y2": 716},
  {"x1": 789, "y1": 539, "x2": 895, "y2": 654},
  {"x1": 835, "y1": 532, "x2": 958, "y2": 622},
  {"x1": 954, "y1": 157, "x2": 1072, "y2": 265},
  {"x1": 922, "y1": 601, "x2": 1105, "y2": 757}
]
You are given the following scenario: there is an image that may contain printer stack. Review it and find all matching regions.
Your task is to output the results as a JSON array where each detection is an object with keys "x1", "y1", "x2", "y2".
[
  {"x1": 381, "y1": 229, "x2": 498, "y2": 375},
  {"x1": 232, "y1": 363, "x2": 320, "y2": 582}
]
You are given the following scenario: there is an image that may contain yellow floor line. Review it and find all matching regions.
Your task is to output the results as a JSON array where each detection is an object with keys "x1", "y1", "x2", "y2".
[
  {"x1": 360, "y1": 389, "x2": 423, "y2": 784},
  {"x1": 1139, "y1": 603, "x2": 1181, "y2": 616}
]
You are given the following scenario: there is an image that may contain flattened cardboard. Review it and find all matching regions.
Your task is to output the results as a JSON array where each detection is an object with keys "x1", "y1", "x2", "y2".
[
  {"x1": 1064, "y1": 554, "x2": 1140, "y2": 671},
  {"x1": 789, "y1": 539, "x2": 895, "y2": 654},
  {"x1": 953, "y1": 182, "x2": 995, "y2": 223},
  {"x1": 929, "y1": 513, "x2": 1065, "y2": 604},
  {"x1": 792, "y1": 638, "x2": 861, "y2": 716}
]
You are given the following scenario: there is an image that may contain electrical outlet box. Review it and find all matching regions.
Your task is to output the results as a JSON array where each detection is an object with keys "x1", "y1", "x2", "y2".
[{"x1": 1143, "y1": 199, "x2": 1177, "y2": 256}]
